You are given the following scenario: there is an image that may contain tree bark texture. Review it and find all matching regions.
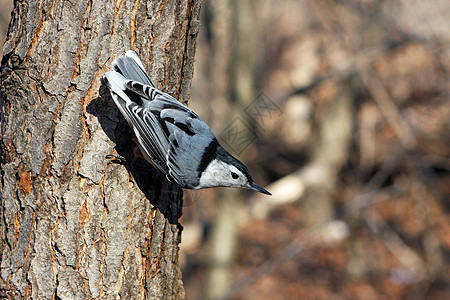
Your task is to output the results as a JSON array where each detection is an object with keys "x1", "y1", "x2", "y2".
[{"x1": 0, "y1": 0, "x2": 202, "y2": 299}]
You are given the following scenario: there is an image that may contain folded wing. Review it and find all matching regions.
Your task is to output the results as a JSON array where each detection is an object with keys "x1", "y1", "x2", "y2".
[{"x1": 103, "y1": 52, "x2": 216, "y2": 188}]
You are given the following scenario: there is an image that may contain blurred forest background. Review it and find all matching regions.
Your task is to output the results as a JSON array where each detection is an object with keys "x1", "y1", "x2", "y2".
[{"x1": 1, "y1": 0, "x2": 449, "y2": 299}]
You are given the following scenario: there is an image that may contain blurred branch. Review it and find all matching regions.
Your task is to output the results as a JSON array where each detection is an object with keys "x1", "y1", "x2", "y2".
[
  {"x1": 248, "y1": 79, "x2": 354, "y2": 221},
  {"x1": 357, "y1": 62, "x2": 418, "y2": 149},
  {"x1": 288, "y1": 40, "x2": 419, "y2": 151},
  {"x1": 287, "y1": 37, "x2": 410, "y2": 99},
  {"x1": 363, "y1": 210, "x2": 426, "y2": 274}
]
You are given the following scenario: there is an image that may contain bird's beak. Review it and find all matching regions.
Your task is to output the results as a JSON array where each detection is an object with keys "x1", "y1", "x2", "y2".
[{"x1": 248, "y1": 182, "x2": 272, "y2": 195}]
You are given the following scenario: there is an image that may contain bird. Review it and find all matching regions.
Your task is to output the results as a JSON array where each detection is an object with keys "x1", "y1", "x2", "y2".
[{"x1": 102, "y1": 50, "x2": 271, "y2": 195}]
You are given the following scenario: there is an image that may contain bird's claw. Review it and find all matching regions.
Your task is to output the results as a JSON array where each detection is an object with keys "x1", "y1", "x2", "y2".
[
  {"x1": 106, "y1": 154, "x2": 127, "y2": 164},
  {"x1": 159, "y1": 83, "x2": 174, "y2": 94}
]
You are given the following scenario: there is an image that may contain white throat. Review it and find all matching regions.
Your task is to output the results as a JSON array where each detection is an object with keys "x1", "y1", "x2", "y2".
[{"x1": 198, "y1": 159, "x2": 229, "y2": 188}]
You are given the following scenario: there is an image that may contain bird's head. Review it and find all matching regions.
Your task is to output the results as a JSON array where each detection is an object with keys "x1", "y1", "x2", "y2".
[{"x1": 198, "y1": 146, "x2": 271, "y2": 195}]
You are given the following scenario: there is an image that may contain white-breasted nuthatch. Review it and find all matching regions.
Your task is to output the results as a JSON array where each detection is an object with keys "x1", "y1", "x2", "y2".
[{"x1": 102, "y1": 51, "x2": 271, "y2": 195}]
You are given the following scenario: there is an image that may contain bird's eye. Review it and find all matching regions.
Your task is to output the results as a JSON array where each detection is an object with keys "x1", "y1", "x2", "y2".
[{"x1": 231, "y1": 172, "x2": 239, "y2": 180}]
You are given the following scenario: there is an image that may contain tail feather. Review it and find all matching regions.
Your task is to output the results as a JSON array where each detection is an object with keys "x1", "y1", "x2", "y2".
[
  {"x1": 103, "y1": 72, "x2": 129, "y2": 104},
  {"x1": 102, "y1": 72, "x2": 136, "y2": 125},
  {"x1": 112, "y1": 50, "x2": 154, "y2": 87}
]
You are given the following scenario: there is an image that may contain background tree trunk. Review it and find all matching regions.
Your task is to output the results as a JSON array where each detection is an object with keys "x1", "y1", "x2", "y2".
[
  {"x1": 0, "y1": 0, "x2": 202, "y2": 299},
  {"x1": 205, "y1": 0, "x2": 257, "y2": 298}
]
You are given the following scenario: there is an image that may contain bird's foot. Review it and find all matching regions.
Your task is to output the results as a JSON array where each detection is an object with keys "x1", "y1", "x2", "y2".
[
  {"x1": 106, "y1": 154, "x2": 127, "y2": 164},
  {"x1": 159, "y1": 83, "x2": 174, "y2": 94}
]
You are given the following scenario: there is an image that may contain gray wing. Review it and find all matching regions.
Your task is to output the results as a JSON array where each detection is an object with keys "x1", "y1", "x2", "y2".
[
  {"x1": 130, "y1": 81, "x2": 216, "y2": 187},
  {"x1": 103, "y1": 70, "x2": 216, "y2": 188},
  {"x1": 103, "y1": 72, "x2": 170, "y2": 175}
]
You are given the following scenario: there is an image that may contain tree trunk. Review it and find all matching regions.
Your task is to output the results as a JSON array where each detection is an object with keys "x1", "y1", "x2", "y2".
[{"x1": 0, "y1": 0, "x2": 202, "y2": 299}]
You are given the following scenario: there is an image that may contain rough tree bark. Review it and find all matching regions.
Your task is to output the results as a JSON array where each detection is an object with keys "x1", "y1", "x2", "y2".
[{"x1": 0, "y1": 0, "x2": 202, "y2": 299}]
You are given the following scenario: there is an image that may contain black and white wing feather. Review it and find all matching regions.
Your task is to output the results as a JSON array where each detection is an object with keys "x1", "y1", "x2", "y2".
[{"x1": 103, "y1": 51, "x2": 216, "y2": 188}]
